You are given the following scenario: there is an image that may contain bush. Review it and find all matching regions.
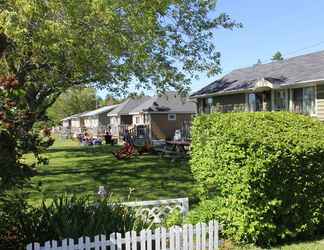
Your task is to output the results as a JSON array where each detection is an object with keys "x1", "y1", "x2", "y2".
[
  {"x1": 0, "y1": 192, "x2": 146, "y2": 250},
  {"x1": 163, "y1": 209, "x2": 184, "y2": 228},
  {"x1": 189, "y1": 112, "x2": 324, "y2": 246}
]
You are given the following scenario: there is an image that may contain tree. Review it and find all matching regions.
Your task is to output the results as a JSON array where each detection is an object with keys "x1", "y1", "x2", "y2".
[
  {"x1": 256, "y1": 59, "x2": 262, "y2": 65},
  {"x1": 99, "y1": 94, "x2": 123, "y2": 107},
  {"x1": 272, "y1": 51, "x2": 284, "y2": 61},
  {"x1": 47, "y1": 87, "x2": 98, "y2": 123},
  {"x1": 0, "y1": 76, "x2": 53, "y2": 193},
  {"x1": 0, "y1": 0, "x2": 241, "y2": 191}
]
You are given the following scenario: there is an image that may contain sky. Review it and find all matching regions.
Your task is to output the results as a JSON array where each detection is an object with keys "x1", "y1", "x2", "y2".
[{"x1": 98, "y1": 0, "x2": 324, "y2": 98}]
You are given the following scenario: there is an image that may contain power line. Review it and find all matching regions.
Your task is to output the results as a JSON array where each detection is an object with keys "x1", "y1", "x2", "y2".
[
  {"x1": 284, "y1": 41, "x2": 324, "y2": 58},
  {"x1": 220, "y1": 40, "x2": 324, "y2": 76}
]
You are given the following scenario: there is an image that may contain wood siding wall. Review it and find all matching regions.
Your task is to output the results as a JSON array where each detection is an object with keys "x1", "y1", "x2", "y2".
[
  {"x1": 317, "y1": 84, "x2": 324, "y2": 120},
  {"x1": 150, "y1": 113, "x2": 192, "y2": 140}
]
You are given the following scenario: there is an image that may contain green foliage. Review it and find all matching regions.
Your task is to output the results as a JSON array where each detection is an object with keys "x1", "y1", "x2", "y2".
[
  {"x1": 0, "y1": 0, "x2": 240, "y2": 189},
  {"x1": 0, "y1": 76, "x2": 53, "y2": 193},
  {"x1": 1, "y1": 0, "x2": 241, "y2": 97},
  {"x1": 189, "y1": 112, "x2": 324, "y2": 246},
  {"x1": 0, "y1": 192, "x2": 146, "y2": 250},
  {"x1": 47, "y1": 87, "x2": 98, "y2": 122},
  {"x1": 163, "y1": 209, "x2": 184, "y2": 228},
  {"x1": 272, "y1": 51, "x2": 284, "y2": 61},
  {"x1": 98, "y1": 94, "x2": 123, "y2": 107}
]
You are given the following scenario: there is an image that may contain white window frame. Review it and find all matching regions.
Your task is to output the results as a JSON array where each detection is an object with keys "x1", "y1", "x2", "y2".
[
  {"x1": 168, "y1": 114, "x2": 176, "y2": 121},
  {"x1": 135, "y1": 116, "x2": 141, "y2": 124}
]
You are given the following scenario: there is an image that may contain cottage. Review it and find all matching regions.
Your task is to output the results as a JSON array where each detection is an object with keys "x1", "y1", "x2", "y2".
[
  {"x1": 129, "y1": 92, "x2": 196, "y2": 140},
  {"x1": 191, "y1": 50, "x2": 324, "y2": 120},
  {"x1": 107, "y1": 96, "x2": 151, "y2": 138},
  {"x1": 80, "y1": 104, "x2": 118, "y2": 136}
]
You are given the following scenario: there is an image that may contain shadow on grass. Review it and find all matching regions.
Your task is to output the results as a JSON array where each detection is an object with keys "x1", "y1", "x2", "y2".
[{"x1": 31, "y1": 144, "x2": 195, "y2": 203}]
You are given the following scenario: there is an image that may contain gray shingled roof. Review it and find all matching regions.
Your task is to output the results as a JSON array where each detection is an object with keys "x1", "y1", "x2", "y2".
[
  {"x1": 191, "y1": 50, "x2": 324, "y2": 96},
  {"x1": 79, "y1": 104, "x2": 119, "y2": 117},
  {"x1": 61, "y1": 111, "x2": 88, "y2": 121},
  {"x1": 130, "y1": 92, "x2": 196, "y2": 114},
  {"x1": 107, "y1": 96, "x2": 151, "y2": 116}
]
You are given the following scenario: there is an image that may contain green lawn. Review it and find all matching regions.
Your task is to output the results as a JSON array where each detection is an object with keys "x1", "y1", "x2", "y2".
[
  {"x1": 24, "y1": 139, "x2": 324, "y2": 249},
  {"x1": 230, "y1": 240, "x2": 324, "y2": 250},
  {"x1": 25, "y1": 138, "x2": 196, "y2": 205}
]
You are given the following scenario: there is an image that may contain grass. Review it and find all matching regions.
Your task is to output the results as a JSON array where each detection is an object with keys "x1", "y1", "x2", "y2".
[
  {"x1": 25, "y1": 138, "x2": 196, "y2": 205},
  {"x1": 227, "y1": 240, "x2": 324, "y2": 250},
  {"x1": 24, "y1": 139, "x2": 324, "y2": 249}
]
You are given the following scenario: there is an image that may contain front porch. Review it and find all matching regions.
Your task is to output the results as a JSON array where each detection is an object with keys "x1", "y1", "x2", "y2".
[
  {"x1": 199, "y1": 81, "x2": 318, "y2": 117},
  {"x1": 247, "y1": 86, "x2": 316, "y2": 115}
]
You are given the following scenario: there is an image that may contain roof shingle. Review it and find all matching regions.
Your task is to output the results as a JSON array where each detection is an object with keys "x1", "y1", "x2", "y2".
[{"x1": 191, "y1": 50, "x2": 324, "y2": 96}]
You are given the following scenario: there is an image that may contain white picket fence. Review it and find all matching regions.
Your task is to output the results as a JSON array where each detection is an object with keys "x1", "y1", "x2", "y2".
[{"x1": 26, "y1": 220, "x2": 220, "y2": 250}]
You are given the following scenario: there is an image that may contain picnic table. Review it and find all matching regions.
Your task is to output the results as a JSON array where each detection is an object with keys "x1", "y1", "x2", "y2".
[
  {"x1": 166, "y1": 140, "x2": 191, "y2": 152},
  {"x1": 156, "y1": 140, "x2": 191, "y2": 161}
]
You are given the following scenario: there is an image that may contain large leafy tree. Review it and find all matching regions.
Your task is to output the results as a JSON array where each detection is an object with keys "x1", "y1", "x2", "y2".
[
  {"x1": 0, "y1": 0, "x2": 241, "y2": 190},
  {"x1": 47, "y1": 87, "x2": 98, "y2": 123}
]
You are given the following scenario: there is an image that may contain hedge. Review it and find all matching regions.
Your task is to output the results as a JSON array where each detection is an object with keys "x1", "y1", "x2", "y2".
[{"x1": 189, "y1": 112, "x2": 324, "y2": 246}]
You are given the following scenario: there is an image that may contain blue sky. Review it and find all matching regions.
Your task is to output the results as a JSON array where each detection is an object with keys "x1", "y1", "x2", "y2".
[{"x1": 98, "y1": 0, "x2": 324, "y2": 98}]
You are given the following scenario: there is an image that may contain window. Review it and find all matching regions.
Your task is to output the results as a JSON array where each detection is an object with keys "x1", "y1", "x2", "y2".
[
  {"x1": 273, "y1": 90, "x2": 288, "y2": 111},
  {"x1": 303, "y1": 86, "x2": 315, "y2": 115},
  {"x1": 293, "y1": 88, "x2": 303, "y2": 113},
  {"x1": 168, "y1": 114, "x2": 176, "y2": 121},
  {"x1": 135, "y1": 116, "x2": 140, "y2": 124},
  {"x1": 292, "y1": 87, "x2": 315, "y2": 115},
  {"x1": 248, "y1": 93, "x2": 256, "y2": 112}
]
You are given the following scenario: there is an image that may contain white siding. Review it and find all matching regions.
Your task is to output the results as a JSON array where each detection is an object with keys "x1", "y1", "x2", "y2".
[{"x1": 316, "y1": 84, "x2": 324, "y2": 120}]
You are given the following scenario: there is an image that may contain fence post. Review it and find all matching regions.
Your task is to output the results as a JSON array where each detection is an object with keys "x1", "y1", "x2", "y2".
[
  {"x1": 85, "y1": 236, "x2": 91, "y2": 250},
  {"x1": 125, "y1": 232, "x2": 131, "y2": 250},
  {"x1": 161, "y1": 227, "x2": 167, "y2": 250},
  {"x1": 62, "y1": 239, "x2": 68, "y2": 250},
  {"x1": 183, "y1": 224, "x2": 188, "y2": 250},
  {"x1": 131, "y1": 231, "x2": 137, "y2": 250},
  {"x1": 140, "y1": 230, "x2": 146, "y2": 250},
  {"x1": 110, "y1": 233, "x2": 116, "y2": 250},
  {"x1": 195, "y1": 223, "x2": 201, "y2": 250},
  {"x1": 155, "y1": 228, "x2": 161, "y2": 250},
  {"x1": 34, "y1": 243, "x2": 40, "y2": 250},
  {"x1": 117, "y1": 233, "x2": 122, "y2": 250},
  {"x1": 44, "y1": 241, "x2": 51, "y2": 250},
  {"x1": 188, "y1": 224, "x2": 193, "y2": 250},
  {"x1": 100, "y1": 235, "x2": 106, "y2": 250},
  {"x1": 169, "y1": 227, "x2": 175, "y2": 250},
  {"x1": 147, "y1": 229, "x2": 152, "y2": 250},
  {"x1": 214, "y1": 220, "x2": 219, "y2": 250},
  {"x1": 201, "y1": 223, "x2": 206, "y2": 250},
  {"x1": 78, "y1": 237, "x2": 84, "y2": 250},
  {"x1": 175, "y1": 226, "x2": 181, "y2": 250},
  {"x1": 94, "y1": 235, "x2": 100, "y2": 250},
  {"x1": 208, "y1": 221, "x2": 214, "y2": 250}
]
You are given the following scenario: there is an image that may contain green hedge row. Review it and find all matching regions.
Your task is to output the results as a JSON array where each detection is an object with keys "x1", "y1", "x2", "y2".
[{"x1": 189, "y1": 112, "x2": 324, "y2": 246}]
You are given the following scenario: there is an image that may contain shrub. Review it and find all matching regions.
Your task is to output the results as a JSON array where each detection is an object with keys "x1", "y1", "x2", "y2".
[
  {"x1": 0, "y1": 192, "x2": 146, "y2": 250},
  {"x1": 163, "y1": 209, "x2": 184, "y2": 228},
  {"x1": 189, "y1": 112, "x2": 324, "y2": 246}
]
